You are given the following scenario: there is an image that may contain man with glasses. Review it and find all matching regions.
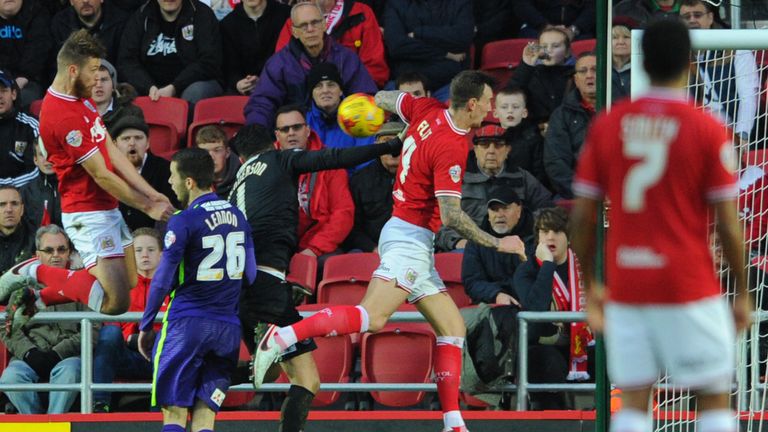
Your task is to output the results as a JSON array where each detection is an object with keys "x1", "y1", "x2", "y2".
[
  {"x1": 0, "y1": 224, "x2": 98, "y2": 414},
  {"x1": 275, "y1": 104, "x2": 354, "y2": 262},
  {"x1": 544, "y1": 52, "x2": 597, "y2": 199},
  {"x1": 0, "y1": 186, "x2": 36, "y2": 274},
  {"x1": 436, "y1": 124, "x2": 553, "y2": 252},
  {"x1": 226, "y1": 119, "x2": 402, "y2": 432},
  {"x1": 244, "y1": 1, "x2": 376, "y2": 128}
]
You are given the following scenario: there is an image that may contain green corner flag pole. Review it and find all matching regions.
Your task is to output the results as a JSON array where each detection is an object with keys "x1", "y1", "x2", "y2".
[{"x1": 594, "y1": 1, "x2": 611, "y2": 432}]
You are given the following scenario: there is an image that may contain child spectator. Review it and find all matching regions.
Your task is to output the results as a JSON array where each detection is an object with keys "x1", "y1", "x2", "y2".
[{"x1": 494, "y1": 87, "x2": 546, "y2": 185}]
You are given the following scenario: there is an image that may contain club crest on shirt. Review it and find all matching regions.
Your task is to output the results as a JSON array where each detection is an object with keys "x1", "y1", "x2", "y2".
[
  {"x1": 99, "y1": 236, "x2": 116, "y2": 252},
  {"x1": 65, "y1": 130, "x2": 83, "y2": 147},
  {"x1": 449, "y1": 165, "x2": 461, "y2": 183},
  {"x1": 83, "y1": 99, "x2": 97, "y2": 112},
  {"x1": 182, "y1": 25, "x2": 194, "y2": 41},
  {"x1": 405, "y1": 268, "x2": 417, "y2": 285},
  {"x1": 90, "y1": 117, "x2": 107, "y2": 143},
  {"x1": 14, "y1": 141, "x2": 27, "y2": 156},
  {"x1": 164, "y1": 230, "x2": 176, "y2": 248},
  {"x1": 210, "y1": 388, "x2": 226, "y2": 407}
]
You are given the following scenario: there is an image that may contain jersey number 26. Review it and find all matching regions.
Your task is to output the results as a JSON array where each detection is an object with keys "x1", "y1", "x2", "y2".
[{"x1": 198, "y1": 232, "x2": 246, "y2": 281}]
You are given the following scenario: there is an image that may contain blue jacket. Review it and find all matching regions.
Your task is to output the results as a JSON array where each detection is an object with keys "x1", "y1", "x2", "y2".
[
  {"x1": 244, "y1": 36, "x2": 377, "y2": 128},
  {"x1": 306, "y1": 102, "x2": 375, "y2": 171}
]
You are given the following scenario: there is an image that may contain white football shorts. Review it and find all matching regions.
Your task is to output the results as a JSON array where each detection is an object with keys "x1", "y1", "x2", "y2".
[{"x1": 62, "y1": 208, "x2": 133, "y2": 269}]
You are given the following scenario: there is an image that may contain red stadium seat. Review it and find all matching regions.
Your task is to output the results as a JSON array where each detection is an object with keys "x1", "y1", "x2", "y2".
[
  {"x1": 287, "y1": 252, "x2": 318, "y2": 293},
  {"x1": 307, "y1": 334, "x2": 354, "y2": 407},
  {"x1": 316, "y1": 253, "x2": 379, "y2": 305},
  {"x1": 434, "y1": 253, "x2": 472, "y2": 308},
  {"x1": 144, "y1": 120, "x2": 180, "y2": 161},
  {"x1": 134, "y1": 96, "x2": 189, "y2": 139},
  {"x1": 29, "y1": 99, "x2": 43, "y2": 118},
  {"x1": 222, "y1": 340, "x2": 255, "y2": 408},
  {"x1": 571, "y1": 39, "x2": 597, "y2": 57},
  {"x1": 361, "y1": 326, "x2": 435, "y2": 407},
  {"x1": 480, "y1": 38, "x2": 535, "y2": 90},
  {"x1": 187, "y1": 96, "x2": 248, "y2": 147}
]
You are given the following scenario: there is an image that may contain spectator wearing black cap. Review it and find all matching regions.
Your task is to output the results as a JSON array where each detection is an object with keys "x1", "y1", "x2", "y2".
[
  {"x1": 0, "y1": 69, "x2": 39, "y2": 188},
  {"x1": 109, "y1": 116, "x2": 177, "y2": 230},
  {"x1": 92, "y1": 59, "x2": 144, "y2": 131},
  {"x1": 51, "y1": 0, "x2": 129, "y2": 65},
  {"x1": 462, "y1": 186, "x2": 533, "y2": 305},
  {"x1": 118, "y1": 0, "x2": 223, "y2": 104},
  {"x1": 0, "y1": 0, "x2": 52, "y2": 108},
  {"x1": 435, "y1": 124, "x2": 553, "y2": 252},
  {"x1": 344, "y1": 121, "x2": 404, "y2": 252},
  {"x1": 544, "y1": 52, "x2": 597, "y2": 199},
  {"x1": 306, "y1": 63, "x2": 375, "y2": 159}
]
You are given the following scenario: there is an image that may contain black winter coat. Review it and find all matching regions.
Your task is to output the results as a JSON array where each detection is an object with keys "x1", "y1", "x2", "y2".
[
  {"x1": 383, "y1": 0, "x2": 474, "y2": 91},
  {"x1": 51, "y1": 2, "x2": 129, "y2": 65},
  {"x1": 119, "y1": 152, "x2": 178, "y2": 231},
  {"x1": 0, "y1": 0, "x2": 52, "y2": 83},
  {"x1": 20, "y1": 172, "x2": 61, "y2": 228},
  {"x1": 504, "y1": 119, "x2": 547, "y2": 186},
  {"x1": 508, "y1": 62, "x2": 574, "y2": 125},
  {"x1": 543, "y1": 88, "x2": 594, "y2": 199},
  {"x1": 345, "y1": 159, "x2": 394, "y2": 252},
  {"x1": 118, "y1": 0, "x2": 222, "y2": 94},
  {"x1": 514, "y1": 0, "x2": 595, "y2": 36},
  {"x1": 0, "y1": 216, "x2": 36, "y2": 274}
]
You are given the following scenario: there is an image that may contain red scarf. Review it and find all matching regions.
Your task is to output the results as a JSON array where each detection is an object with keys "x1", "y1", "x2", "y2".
[{"x1": 541, "y1": 249, "x2": 593, "y2": 381}]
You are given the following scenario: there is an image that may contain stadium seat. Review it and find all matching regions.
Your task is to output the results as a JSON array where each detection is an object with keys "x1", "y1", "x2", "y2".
[
  {"x1": 133, "y1": 96, "x2": 189, "y2": 139},
  {"x1": 187, "y1": 95, "x2": 248, "y2": 147},
  {"x1": 480, "y1": 38, "x2": 535, "y2": 90},
  {"x1": 29, "y1": 99, "x2": 43, "y2": 118},
  {"x1": 434, "y1": 253, "x2": 472, "y2": 308},
  {"x1": 222, "y1": 340, "x2": 255, "y2": 408},
  {"x1": 361, "y1": 326, "x2": 436, "y2": 407},
  {"x1": 287, "y1": 252, "x2": 319, "y2": 294},
  {"x1": 571, "y1": 39, "x2": 597, "y2": 57},
  {"x1": 316, "y1": 253, "x2": 379, "y2": 305},
  {"x1": 284, "y1": 332, "x2": 354, "y2": 407},
  {"x1": 144, "y1": 120, "x2": 180, "y2": 161}
]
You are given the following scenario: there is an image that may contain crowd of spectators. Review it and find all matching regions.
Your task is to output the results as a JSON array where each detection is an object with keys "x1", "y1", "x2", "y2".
[{"x1": 0, "y1": 0, "x2": 764, "y2": 414}]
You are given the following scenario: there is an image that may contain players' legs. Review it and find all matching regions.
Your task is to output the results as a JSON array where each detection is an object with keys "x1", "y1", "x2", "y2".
[
  {"x1": 696, "y1": 392, "x2": 736, "y2": 432},
  {"x1": 161, "y1": 406, "x2": 188, "y2": 431},
  {"x1": 610, "y1": 387, "x2": 653, "y2": 432},
  {"x1": 417, "y1": 292, "x2": 467, "y2": 431},
  {"x1": 88, "y1": 255, "x2": 132, "y2": 314},
  {"x1": 279, "y1": 352, "x2": 320, "y2": 432},
  {"x1": 189, "y1": 399, "x2": 217, "y2": 432}
]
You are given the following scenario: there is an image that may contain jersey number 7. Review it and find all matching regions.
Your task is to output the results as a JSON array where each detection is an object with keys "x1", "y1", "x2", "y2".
[{"x1": 622, "y1": 138, "x2": 671, "y2": 212}]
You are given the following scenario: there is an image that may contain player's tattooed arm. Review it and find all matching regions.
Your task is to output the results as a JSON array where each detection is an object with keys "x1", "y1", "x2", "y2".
[
  {"x1": 437, "y1": 196, "x2": 500, "y2": 249},
  {"x1": 374, "y1": 90, "x2": 404, "y2": 113}
]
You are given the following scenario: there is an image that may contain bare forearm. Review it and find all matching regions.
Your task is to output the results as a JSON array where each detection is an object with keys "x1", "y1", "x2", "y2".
[
  {"x1": 374, "y1": 90, "x2": 404, "y2": 113},
  {"x1": 438, "y1": 196, "x2": 499, "y2": 249},
  {"x1": 93, "y1": 170, "x2": 151, "y2": 212}
]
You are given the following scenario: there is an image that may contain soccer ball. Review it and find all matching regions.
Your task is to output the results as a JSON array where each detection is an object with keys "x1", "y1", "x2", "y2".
[{"x1": 337, "y1": 93, "x2": 385, "y2": 137}]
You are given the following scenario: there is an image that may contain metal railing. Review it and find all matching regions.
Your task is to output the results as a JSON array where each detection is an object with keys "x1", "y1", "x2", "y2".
[{"x1": 0, "y1": 310, "x2": 599, "y2": 413}]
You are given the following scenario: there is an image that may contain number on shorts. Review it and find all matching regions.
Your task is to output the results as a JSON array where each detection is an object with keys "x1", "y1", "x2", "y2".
[
  {"x1": 197, "y1": 232, "x2": 246, "y2": 281},
  {"x1": 399, "y1": 136, "x2": 417, "y2": 184},
  {"x1": 622, "y1": 138, "x2": 671, "y2": 212}
]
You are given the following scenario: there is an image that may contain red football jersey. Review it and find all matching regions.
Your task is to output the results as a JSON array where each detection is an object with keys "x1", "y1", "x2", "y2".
[
  {"x1": 391, "y1": 93, "x2": 469, "y2": 232},
  {"x1": 39, "y1": 88, "x2": 118, "y2": 213},
  {"x1": 573, "y1": 89, "x2": 737, "y2": 304}
]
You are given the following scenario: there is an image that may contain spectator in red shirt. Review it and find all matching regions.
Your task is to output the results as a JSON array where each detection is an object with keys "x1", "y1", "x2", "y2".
[
  {"x1": 275, "y1": 0, "x2": 389, "y2": 88},
  {"x1": 274, "y1": 104, "x2": 354, "y2": 260},
  {"x1": 91, "y1": 227, "x2": 165, "y2": 413}
]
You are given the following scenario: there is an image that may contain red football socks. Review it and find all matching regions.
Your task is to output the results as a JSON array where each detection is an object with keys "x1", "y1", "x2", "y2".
[{"x1": 37, "y1": 265, "x2": 99, "y2": 306}]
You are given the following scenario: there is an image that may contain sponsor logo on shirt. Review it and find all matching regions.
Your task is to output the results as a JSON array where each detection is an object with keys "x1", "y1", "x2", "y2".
[
  {"x1": 147, "y1": 33, "x2": 177, "y2": 56},
  {"x1": 14, "y1": 141, "x2": 27, "y2": 156},
  {"x1": 0, "y1": 25, "x2": 22, "y2": 39},
  {"x1": 90, "y1": 117, "x2": 107, "y2": 143},
  {"x1": 66, "y1": 130, "x2": 83, "y2": 148},
  {"x1": 181, "y1": 24, "x2": 194, "y2": 41},
  {"x1": 164, "y1": 230, "x2": 176, "y2": 248},
  {"x1": 616, "y1": 245, "x2": 666, "y2": 269},
  {"x1": 449, "y1": 165, "x2": 461, "y2": 183}
]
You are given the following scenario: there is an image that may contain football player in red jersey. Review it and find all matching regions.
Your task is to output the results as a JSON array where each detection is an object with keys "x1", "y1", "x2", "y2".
[
  {"x1": 571, "y1": 19, "x2": 751, "y2": 432},
  {"x1": 0, "y1": 30, "x2": 174, "y2": 332},
  {"x1": 252, "y1": 71, "x2": 527, "y2": 432}
]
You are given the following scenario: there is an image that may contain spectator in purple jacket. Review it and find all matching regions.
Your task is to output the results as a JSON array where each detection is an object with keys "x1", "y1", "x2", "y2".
[{"x1": 243, "y1": 1, "x2": 376, "y2": 128}]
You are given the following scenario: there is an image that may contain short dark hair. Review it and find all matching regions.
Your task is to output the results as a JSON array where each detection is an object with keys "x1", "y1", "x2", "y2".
[
  {"x1": 534, "y1": 207, "x2": 569, "y2": 234},
  {"x1": 195, "y1": 125, "x2": 228, "y2": 146},
  {"x1": 395, "y1": 71, "x2": 429, "y2": 90},
  {"x1": 230, "y1": 124, "x2": 274, "y2": 160},
  {"x1": 171, "y1": 148, "x2": 215, "y2": 190},
  {"x1": 642, "y1": 18, "x2": 691, "y2": 84},
  {"x1": 497, "y1": 86, "x2": 527, "y2": 106},
  {"x1": 449, "y1": 71, "x2": 495, "y2": 110},
  {"x1": 57, "y1": 29, "x2": 106, "y2": 69},
  {"x1": 275, "y1": 104, "x2": 307, "y2": 122}
]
